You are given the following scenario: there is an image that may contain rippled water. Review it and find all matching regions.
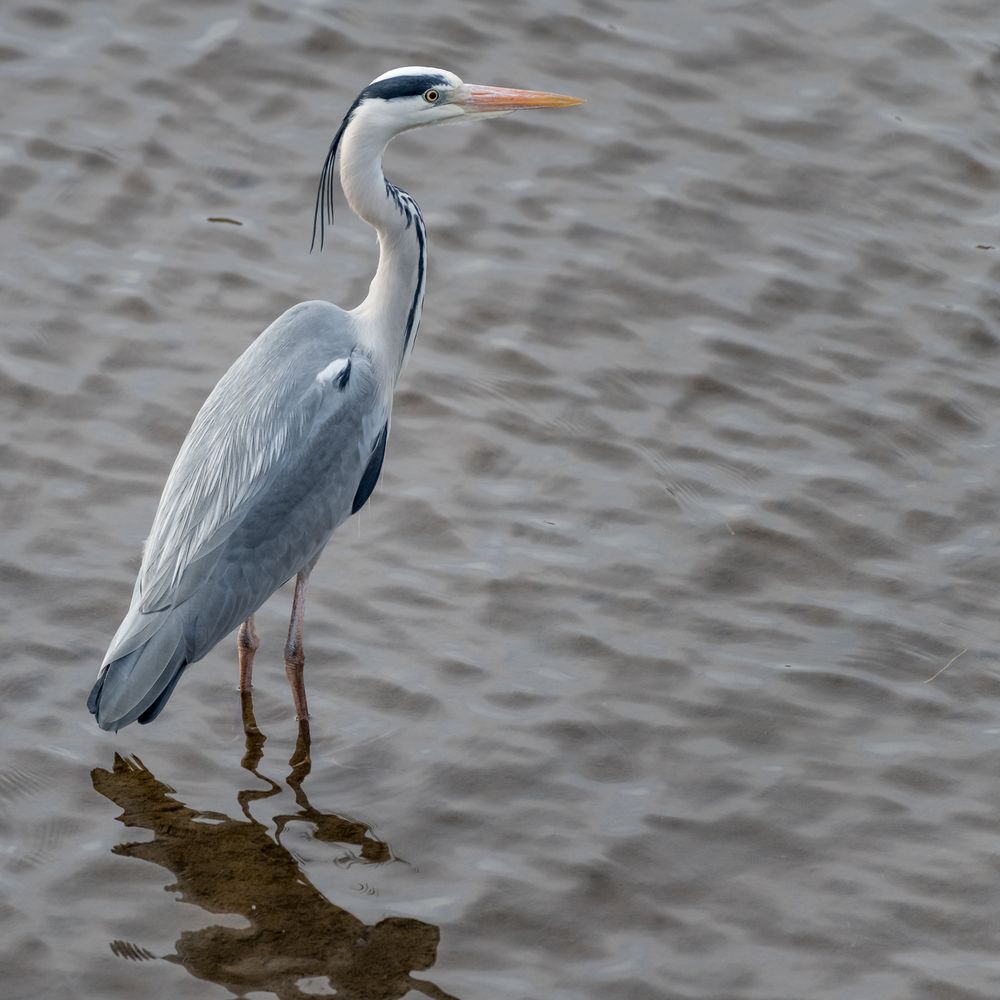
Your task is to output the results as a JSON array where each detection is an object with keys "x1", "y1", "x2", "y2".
[{"x1": 5, "y1": 1, "x2": 1000, "y2": 997}]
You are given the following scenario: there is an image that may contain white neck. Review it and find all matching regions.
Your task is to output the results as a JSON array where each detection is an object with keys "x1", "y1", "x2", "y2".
[{"x1": 340, "y1": 118, "x2": 427, "y2": 379}]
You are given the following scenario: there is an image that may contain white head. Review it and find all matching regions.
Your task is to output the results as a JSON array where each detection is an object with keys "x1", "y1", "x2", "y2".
[
  {"x1": 311, "y1": 66, "x2": 583, "y2": 248},
  {"x1": 354, "y1": 65, "x2": 582, "y2": 132}
]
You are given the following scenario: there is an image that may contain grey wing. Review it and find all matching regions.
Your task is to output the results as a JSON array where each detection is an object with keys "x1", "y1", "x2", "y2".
[{"x1": 106, "y1": 302, "x2": 387, "y2": 663}]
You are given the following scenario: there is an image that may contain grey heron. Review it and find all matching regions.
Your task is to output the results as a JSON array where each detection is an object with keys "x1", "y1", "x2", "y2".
[{"x1": 88, "y1": 66, "x2": 582, "y2": 731}]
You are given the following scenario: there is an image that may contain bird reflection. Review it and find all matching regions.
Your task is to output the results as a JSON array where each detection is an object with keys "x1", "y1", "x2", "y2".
[{"x1": 91, "y1": 695, "x2": 458, "y2": 1000}]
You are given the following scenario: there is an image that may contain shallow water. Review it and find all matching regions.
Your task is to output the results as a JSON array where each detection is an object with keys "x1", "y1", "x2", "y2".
[{"x1": 4, "y1": 0, "x2": 1000, "y2": 997}]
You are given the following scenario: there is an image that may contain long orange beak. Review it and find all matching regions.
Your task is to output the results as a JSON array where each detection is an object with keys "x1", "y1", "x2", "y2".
[{"x1": 456, "y1": 84, "x2": 584, "y2": 113}]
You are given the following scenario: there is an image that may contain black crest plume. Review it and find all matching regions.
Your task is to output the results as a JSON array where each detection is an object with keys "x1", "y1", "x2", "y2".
[{"x1": 310, "y1": 97, "x2": 362, "y2": 252}]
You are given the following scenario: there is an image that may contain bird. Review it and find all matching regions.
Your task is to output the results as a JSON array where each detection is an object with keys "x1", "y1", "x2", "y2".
[{"x1": 88, "y1": 66, "x2": 583, "y2": 731}]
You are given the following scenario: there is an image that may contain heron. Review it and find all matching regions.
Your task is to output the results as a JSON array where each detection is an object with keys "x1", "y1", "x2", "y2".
[{"x1": 87, "y1": 66, "x2": 583, "y2": 731}]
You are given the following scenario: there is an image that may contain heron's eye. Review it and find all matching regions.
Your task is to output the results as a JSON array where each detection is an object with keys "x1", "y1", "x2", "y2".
[{"x1": 423, "y1": 89, "x2": 440, "y2": 103}]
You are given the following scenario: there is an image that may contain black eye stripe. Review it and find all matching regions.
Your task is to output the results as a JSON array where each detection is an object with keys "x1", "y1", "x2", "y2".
[{"x1": 362, "y1": 74, "x2": 449, "y2": 102}]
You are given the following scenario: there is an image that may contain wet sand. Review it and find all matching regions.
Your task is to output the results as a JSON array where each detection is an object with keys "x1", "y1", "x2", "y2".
[{"x1": 5, "y1": 1, "x2": 1000, "y2": 997}]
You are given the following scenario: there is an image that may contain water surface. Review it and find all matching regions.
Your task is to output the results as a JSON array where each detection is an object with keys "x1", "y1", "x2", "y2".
[{"x1": 4, "y1": 1, "x2": 1000, "y2": 997}]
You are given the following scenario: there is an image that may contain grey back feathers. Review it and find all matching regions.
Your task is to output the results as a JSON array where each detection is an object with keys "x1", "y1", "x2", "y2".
[{"x1": 139, "y1": 302, "x2": 382, "y2": 613}]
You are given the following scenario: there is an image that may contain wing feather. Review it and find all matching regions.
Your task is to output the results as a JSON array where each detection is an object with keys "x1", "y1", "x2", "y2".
[{"x1": 136, "y1": 302, "x2": 385, "y2": 614}]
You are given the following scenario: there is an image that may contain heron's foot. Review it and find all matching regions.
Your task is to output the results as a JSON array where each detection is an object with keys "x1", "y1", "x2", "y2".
[
  {"x1": 240, "y1": 688, "x2": 263, "y2": 739},
  {"x1": 289, "y1": 717, "x2": 312, "y2": 770},
  {"x1": 240, "y1": 691, "x2": 267, "y2": 771}
]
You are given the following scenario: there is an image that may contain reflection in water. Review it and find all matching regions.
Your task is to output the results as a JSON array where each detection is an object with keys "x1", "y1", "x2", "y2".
[{"x1": 91, "y1": 696, "x2": 458, "y2": 1000}]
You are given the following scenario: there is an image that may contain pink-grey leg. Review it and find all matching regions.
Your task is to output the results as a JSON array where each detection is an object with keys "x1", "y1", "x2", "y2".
[
  {"x1": 284, "y1": 571, "x2": 310, "y2": 721},
  {"x1": 237, "y1": 614, "x2": 260, "y2": 692}
]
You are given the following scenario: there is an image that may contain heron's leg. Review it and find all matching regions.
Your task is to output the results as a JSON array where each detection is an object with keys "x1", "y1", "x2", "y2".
[
  {"x1": 289, "y1": 718, "x2": 312, "y2": 773},
  {"x1": 284, "y1": 572, "x2": 310, "y2": 721},
  {"x1": 237, "y1": 614, "x2": 260, "y2": 691},
  {"x1": 240, "y1": 687, "x2": 265, "y2": 763}
]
